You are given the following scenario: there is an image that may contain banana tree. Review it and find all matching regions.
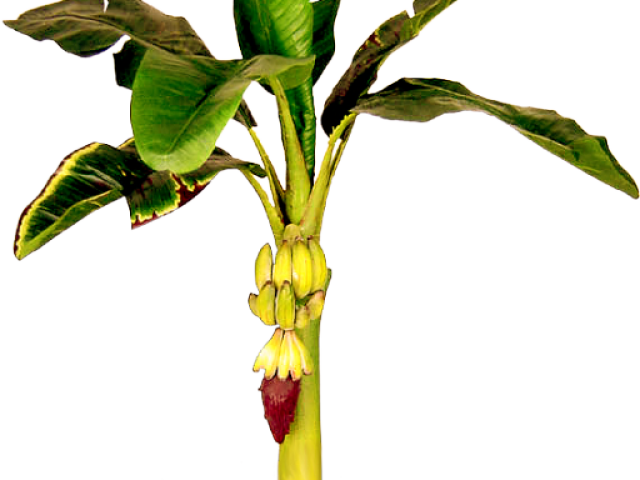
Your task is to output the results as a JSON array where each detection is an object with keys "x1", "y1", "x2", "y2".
[{"x1": 2, "y1": 0, "x2": 640, "y2": 479}]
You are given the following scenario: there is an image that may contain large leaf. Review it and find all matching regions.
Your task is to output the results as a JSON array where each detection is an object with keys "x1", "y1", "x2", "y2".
[
  {"x1": 127, "y1": 145, "x2": 266, "y2": 228},
  {"x1": 234, "y1": 0, "x2": 317, "y2": 177},
  {"x1": 321, "y1": 0, "x2": 457, "y2": 135},
  {"x1": 14, "y1": 139, "x2": 266, "y2": 259},
  {"x1": 131, "y1": 48, "x2": 314, "y2": 173},
  {"x1": 4, "y1": 0, "x2": 212, "y2": 58},
  {"x1": 353, "y1": 78, "x2": 639, "y2": 198},
  {"x1": 234, "y1": 0, "x2": 313, "y2": 60},
  {"x1": 311, "y1": 0, "x2": 340, "y2": 85},
  {"x1": 14, "y1": 140, "x2": 151, "y2": 260},
  {"x1": 4, "y1": 0, "x2": 256, "y2": 129},
  {"x1": 233, "y1": 0, "x2": 339, "y2": 84},
  {"x1": 113, "y1": 40, "x2": 257, "y2": 129}
]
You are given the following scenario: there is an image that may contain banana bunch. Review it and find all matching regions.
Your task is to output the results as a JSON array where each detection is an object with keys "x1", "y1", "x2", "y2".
[
  {"x1": 248, "y1": 225, "x2": 328, "y2": 381},
  {"x1": 253, "y1": 328, "x2": 313, "y2": 381},
  {"x1": 248, "y1": 226, "x2": 327, "y2": 330}
]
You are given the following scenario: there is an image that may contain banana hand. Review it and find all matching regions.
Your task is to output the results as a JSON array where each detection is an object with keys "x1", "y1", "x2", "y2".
[{"x1": 254, "y1": 329, "x2": 313, "y2": 381}]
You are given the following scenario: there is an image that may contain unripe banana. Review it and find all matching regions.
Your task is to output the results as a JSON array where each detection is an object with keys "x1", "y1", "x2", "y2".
[
  {"x1": 290, "y1": 331, "x2": 314, "y2": 376},
  {"x1": 254, "y1": 328, "x2": 284, "y2": 379},
  {"x1": 306, "y1": 291, "x2": 325, "y2": 321},
  {"x1": 257, "y1": 282, "x2": 276, "y2": 326},
  {"x1": 248, "y1": 293, "x2": 259, "y2": 317},
  {"x1": 275, "y1": 281, "x2": 295, "y2": 330},
  {"x1": 307, "y1": 237, "x2": 327, "y2": 292},
  {"x1": 273, "y1": 241, "x2": 292, "y2": 290},
  {"x1": 285, "y1": 330, "x2": 302, "y2": 380},
  {"x1": 292, "y1": 239, "x2": 313, "y2": 298},
  {"x1": 283, "y1": 224, "x2": 301, "y2": 243},
  {"x1": 255, "y1": 243, "x2": 273, "y2": 290},
  {"x1": 277, "y1": 330, "x2": 292, "y2": 380},
  {"x1": 284, "y1": 331, "x2": 302, "y2": 381},
  {"x1": 294, "y1": 305, "x2": 311, "y2": 329}
]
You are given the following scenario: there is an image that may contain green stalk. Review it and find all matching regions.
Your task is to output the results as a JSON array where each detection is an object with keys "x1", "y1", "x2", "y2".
[
  {"x1": 278, "y1": 313, "x2": 322, "y2": 480},
  {"x1": 300, "y1": 114, "x2": 356, "y2": 237},
  {"x1": 269, "y1": 77, "x2": 311, "y2": 224},
  {"x1": 248, "y1": 127, "x2": 286, "y2": 219},
  {"x1": 240, "y1": 170, "x2": 285, "y2": 245}
]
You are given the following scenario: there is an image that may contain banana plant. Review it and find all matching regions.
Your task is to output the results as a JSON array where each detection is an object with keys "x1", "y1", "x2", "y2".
[{"x1": 3, "y1": 1, "x2": 639, "y2": 479}]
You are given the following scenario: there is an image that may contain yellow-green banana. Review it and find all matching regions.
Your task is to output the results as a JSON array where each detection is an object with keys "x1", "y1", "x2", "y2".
[
  {"x1": 294, "y1": 305, "x2": 311, "y2": 329},
  {"x1": 276, "y1": 281, "x2": 295, "y2": 330},
  {"x1": 307, "y1": 237, "x2": 327, "y2": 292},
  {"x1": 283, "y1": 224, "x2": 301, "y2": 243},
  {"x1": 273, "y1": 241, "x2": 292, "y2": 290},
  {"x1": 290, "y1": 331, "x2": 314, "y2": 376},
  {"x1": 248, "y1": 293, "x2": 259, "y2": 317},
  {"x1": 292, "y1": 292, "x2": 324, "y2": 328},
  {"x1": 255, "y1": 243, "x2": 273, "y2": 290},
  {"x1": 254, "y1": 329, "x2": 313, "y2": 381},
  {"x1": 292, "y1": 239, "x2": 313, "y2": 298},
  {"x1": 277, "y1": 331, "x2": 292, "y2": 380},
  {"x1": 253, "y1": 328, "x2": 284, "y2": 379},
  {"x1": 284, "y1": 331, "x2": 302, "y2": 381},
  {"x1": 307, "y1": 291, "x2": 325, "y2": 321},
  {"x1": 257, "y1": 282, "x2": 276, "y2": 326}
]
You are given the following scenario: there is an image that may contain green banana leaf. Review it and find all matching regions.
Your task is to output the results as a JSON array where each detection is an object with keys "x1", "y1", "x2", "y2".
[
  {"x1": 285, "y1": 83, "x2": 316, "y2": 178},
  {"x1": 131, "y1": 49, "x2": 314, "y2": 174},
  {"x1": 321, "y1": 0, "x2": 456, "y2": 135},
  {"x1": 4, "y1": 0, "x2": 256, "y2": 129},
  {"x1": 14, "y1": 140, "x2": 149, "y2": 260},
  {"x1": 234, "y1": 0, "x2": 313, "y2": 60},
  {"x1": 14, "y1": 139, "x2": 266, "y2": 260},
  {"x1": 4, "y1": 0, "x2": 212, "y2": 58},
  {"x1": 127, "y1": 144, "x2": 265, "y2": 228},
  {"x1": 234, "y1": 0, "x2": 317, "y2": 177},
  {"x1": 233, "y1": 100, "x2": 259, "y2": 130},
  {"x1": 311, "y1": 0, "x2": 341, "y2": 85},
  {"x1": 113, "y1": 41, "x2": 256, "y2": 129},
  {"x1": 353, "y1": 78, "x2": 638, "y2": 198}
]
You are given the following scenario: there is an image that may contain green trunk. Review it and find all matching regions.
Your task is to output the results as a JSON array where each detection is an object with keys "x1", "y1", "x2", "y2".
[{"x1": 278, "y1": 316, "x2": 322, "y2": 480}]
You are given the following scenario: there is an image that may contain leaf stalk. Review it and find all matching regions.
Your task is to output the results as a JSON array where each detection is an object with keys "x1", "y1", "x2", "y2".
[
  {"x1": 300, "y1": 114, "x2": 356, "y2": 237},
  {"x1": 240, "y1": 170, "x2": 285, "y2": 244},
  {"x1": 269, "y1": 77, "x2": 311, "y2": 225},
  {"x1": 249, "y1": 127, "x2": 287, "y2": 219}
]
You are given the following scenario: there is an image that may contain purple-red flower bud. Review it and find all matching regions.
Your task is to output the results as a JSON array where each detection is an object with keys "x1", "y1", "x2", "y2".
[{"x1": 259, "y1": 374, "x2": 301, "y2": 443}]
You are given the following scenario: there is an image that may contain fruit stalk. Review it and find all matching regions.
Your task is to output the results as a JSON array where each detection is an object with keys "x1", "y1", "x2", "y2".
[
  {"x1": 278, "y1": 313, "x2": 322, "y2": 480},
  {"x1": 251, "y1": 232, "x2": 328, "y2": 478}
]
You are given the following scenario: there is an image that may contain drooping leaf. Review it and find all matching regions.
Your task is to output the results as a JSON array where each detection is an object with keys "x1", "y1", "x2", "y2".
[
  {"x1": 354, "y1": 78, "x2": 639, "y2": 198},
  {"x1": 113, "y1": 40, "x2": 256, "y2": 129},
  {"x1": 131, "y1": 48, "x2": 314, "y2": 173},
  {"x1": 14, "y1": 139, "x2": 266, "y2": 259},
  {"x1": 4, "y1": 0, "x2": 262, "y2": 128},
  {"x1": 311, "y1": 0, "x2": 340, "y2": 85},
  {"x1": 113, "y1": 39, "x2": 147, "y2": 89},
  {"x1": 127, "y1": 146, "x2": 266, "y2": 228},
  {"x1": 321, "y1": 0, "x2": 457, "y2": 135},
  {"x1": 14, "y1": 140, "x2": 151, "y2": 260},
  {"x1": 234, "y1": 100, "x2": 259, "y2": 129},
  {"x1": 234, "y1": 0, "x2": 317, "y2": 177},
  {"x1": 4, "y1": 0, "x2": 212, "y2": 58}
]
